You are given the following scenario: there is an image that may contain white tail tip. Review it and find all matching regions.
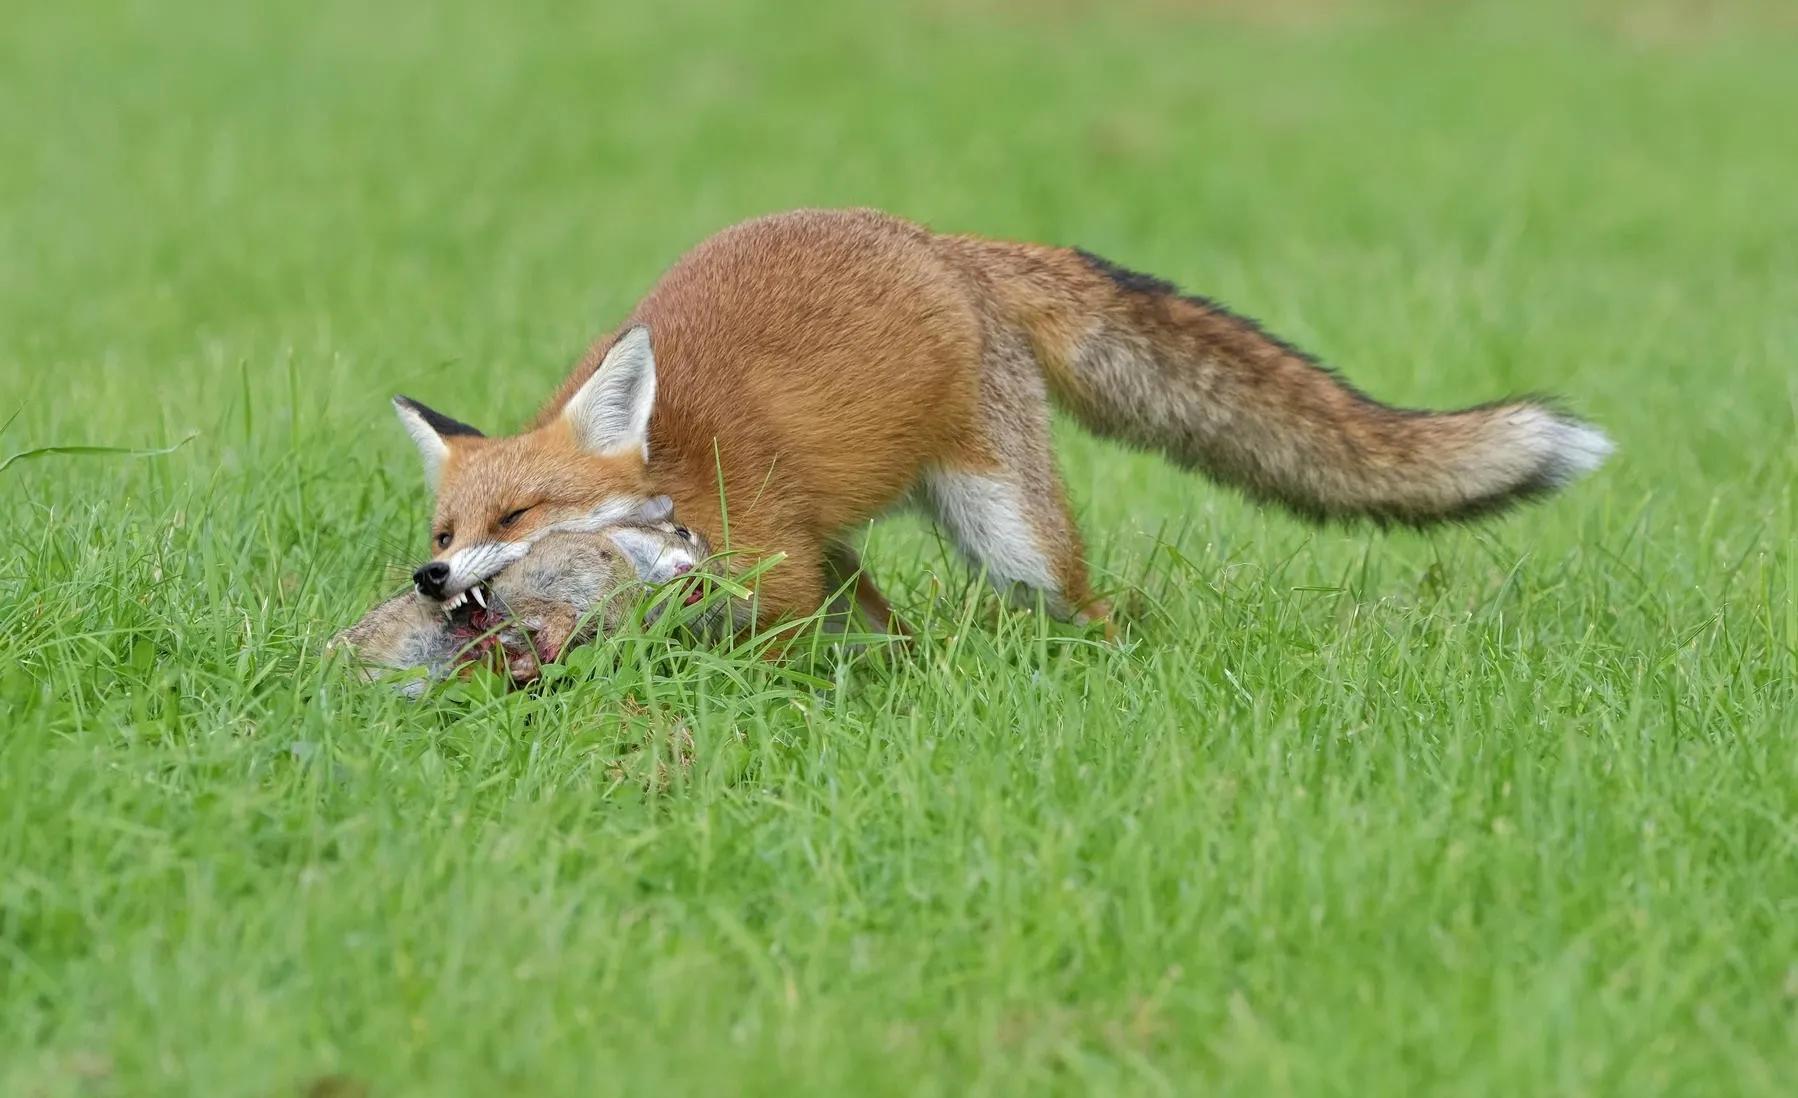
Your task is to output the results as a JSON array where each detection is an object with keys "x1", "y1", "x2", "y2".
[{"x1": 1541, "y1": 416, "x2": 1614, "y2": 484}]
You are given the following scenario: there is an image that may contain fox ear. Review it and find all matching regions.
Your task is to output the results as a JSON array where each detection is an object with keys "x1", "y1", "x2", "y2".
[
  {"x1": 564, "y1": 325, "x2": 656, "y2": 461},
  {"x1": 392, "y1": 396, "x2": 483, "y2": 485}
]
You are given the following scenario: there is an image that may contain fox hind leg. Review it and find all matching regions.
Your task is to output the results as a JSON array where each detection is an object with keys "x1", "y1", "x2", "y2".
[
  {"x1": 919, "y1": 323, "x2": 1112, "y2": 629},
  {"x1": 920, "y1": 465, "x2": 1110, "y2": 628}
]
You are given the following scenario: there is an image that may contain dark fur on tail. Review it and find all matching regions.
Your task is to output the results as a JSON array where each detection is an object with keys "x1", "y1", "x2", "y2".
[{"x1": 960, "y1": 237, "x2": 1611, "y2": 527}]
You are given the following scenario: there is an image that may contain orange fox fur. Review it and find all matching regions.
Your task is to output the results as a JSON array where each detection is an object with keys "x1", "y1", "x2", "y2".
[{"x1": 394, "y1": 208, "x2": 1610, "y2": 634}]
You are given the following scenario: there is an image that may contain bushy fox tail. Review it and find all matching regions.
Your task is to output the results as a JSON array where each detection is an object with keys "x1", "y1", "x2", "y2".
[{"x1": 946, "y1": 238, "x2": 1611, "y2": 525}]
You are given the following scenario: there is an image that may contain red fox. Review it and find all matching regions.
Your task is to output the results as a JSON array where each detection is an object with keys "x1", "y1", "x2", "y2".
[{"x1": 393, "y1": 208, "x2": 1611, "y2": 634}]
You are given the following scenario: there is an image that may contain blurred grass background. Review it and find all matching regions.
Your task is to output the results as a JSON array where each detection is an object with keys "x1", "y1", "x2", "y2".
[{"x1": 1, "y1": 1, "x2": 1794, "y2": 1094}]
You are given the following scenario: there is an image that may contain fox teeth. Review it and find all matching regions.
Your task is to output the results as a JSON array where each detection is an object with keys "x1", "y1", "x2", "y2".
[
  {"x1": 446, "y1": 591, "x2": 468, "y2": 611},
  {"x1": 470, "y1": 586, "x2": 487, "y2": 609}
]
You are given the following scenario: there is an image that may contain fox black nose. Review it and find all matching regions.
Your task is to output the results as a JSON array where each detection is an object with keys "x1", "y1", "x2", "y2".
[{"x1": 413, "y1": 561, "x2": 451, "y2": 599}]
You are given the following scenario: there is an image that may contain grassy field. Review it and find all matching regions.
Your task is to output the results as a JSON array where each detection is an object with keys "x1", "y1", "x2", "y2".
[{"x1": 3, "y1": 0, "x2": 1795, "y2": 1094}]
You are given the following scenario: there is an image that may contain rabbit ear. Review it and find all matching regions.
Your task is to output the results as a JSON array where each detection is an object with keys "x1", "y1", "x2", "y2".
[
  {"x1": 636, "y1": 496, "x2": 675, "y2": 523},
  {"x1": 607, "y1": 527, "x2": 693, "y2": 583},
  {"x1": 563, "y1": 325, "x2": 655, "y2": 461}
]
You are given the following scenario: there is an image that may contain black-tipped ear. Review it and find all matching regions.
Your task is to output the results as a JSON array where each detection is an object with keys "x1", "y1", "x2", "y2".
[
  {"x1": 392, "y1": 396, "x2": 484, "y2": 486},
  {"x1": 393, "y1": 396, "x2": 484, "y2": 439}
]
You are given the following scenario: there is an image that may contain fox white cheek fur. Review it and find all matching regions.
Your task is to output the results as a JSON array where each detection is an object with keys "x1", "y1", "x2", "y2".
[
  {"x1": 442, "y1": 540, "x2": 530, "y2": 596},
  {"x1": 429, "y1": 496, "x2": 677, "y2": 601}
]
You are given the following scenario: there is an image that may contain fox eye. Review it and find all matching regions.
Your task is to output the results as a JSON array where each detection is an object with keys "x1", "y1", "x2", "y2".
[
  {"x1": 499, "y1": 506, "x2": 532, "y2": 529},
  {"x1": 435, "y1": 531, "x2": 452, "y2": 550}
]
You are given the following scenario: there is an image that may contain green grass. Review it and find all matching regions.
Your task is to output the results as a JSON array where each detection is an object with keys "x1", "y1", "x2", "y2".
[{"x1": 3, "y1": 0, "x2": 1795, "y2": 1094}]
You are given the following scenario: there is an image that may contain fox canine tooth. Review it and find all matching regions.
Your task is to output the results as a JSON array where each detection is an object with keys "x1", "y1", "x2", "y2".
[{"x1": 471, "y1": 587, "x2": 487, "y2": 609}]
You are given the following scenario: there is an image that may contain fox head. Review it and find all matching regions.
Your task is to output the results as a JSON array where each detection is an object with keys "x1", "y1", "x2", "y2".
[{"x1": 392, "y1": 325, "x2": 670, "y2": 601}]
